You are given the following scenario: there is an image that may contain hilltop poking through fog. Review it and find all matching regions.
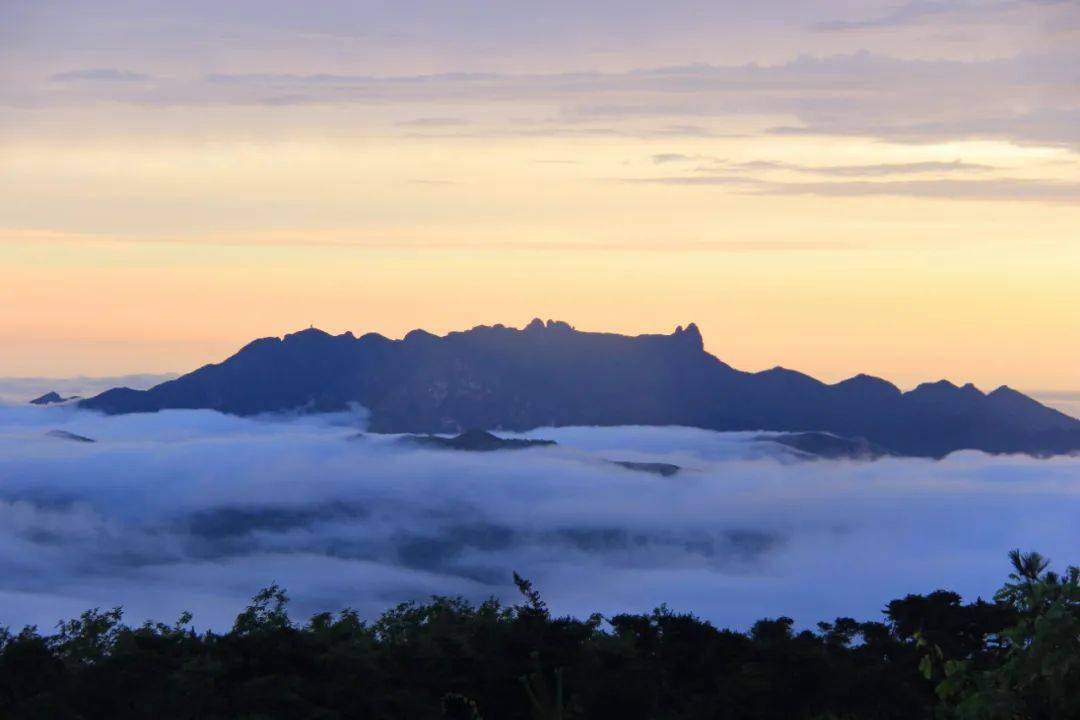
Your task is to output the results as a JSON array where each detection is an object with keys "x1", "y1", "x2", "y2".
[{"x1": 79, "y1": 320, "x2": 1080, "y2": 458}]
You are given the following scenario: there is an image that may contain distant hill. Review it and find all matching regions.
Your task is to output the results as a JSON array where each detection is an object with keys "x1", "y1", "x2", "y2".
[
  {"x1": 399, "y1": 430, "x2": 556, "y2": 452},
  {"x1": 30, "y1": 391, "x2": 78, "y2": 405},
  {"x1": 79, "y1": 320, "x2": 1080, "y2": 457}
]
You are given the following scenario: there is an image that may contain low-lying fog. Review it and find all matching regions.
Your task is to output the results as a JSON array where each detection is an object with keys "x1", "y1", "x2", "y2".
[{"x1": 1, "y1": 404, "x2": 1078, "y2": 632}]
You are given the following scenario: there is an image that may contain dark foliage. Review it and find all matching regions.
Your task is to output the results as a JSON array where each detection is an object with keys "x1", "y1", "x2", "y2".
[{"x1": 1, "y1": 554, "x2": 1074, "y2": 719}]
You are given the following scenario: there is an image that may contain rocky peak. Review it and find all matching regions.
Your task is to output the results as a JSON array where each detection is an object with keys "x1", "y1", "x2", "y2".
[{"x1": 672, "y1": 322, "x2": 704, "y2": 351}]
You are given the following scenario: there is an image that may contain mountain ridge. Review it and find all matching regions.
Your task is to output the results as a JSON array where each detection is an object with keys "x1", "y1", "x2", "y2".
[{"x1": 78, "y1": 320, "x2": 1080, "y2": 458}]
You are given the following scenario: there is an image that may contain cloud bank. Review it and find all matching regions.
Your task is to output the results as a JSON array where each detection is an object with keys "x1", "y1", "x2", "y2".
[
  {"x1": 7, "y1": 51, "x2": 1080, "y2": 151},
  {"x1": 1, "y1": 405, "x2": 1078, "y2": 633}
]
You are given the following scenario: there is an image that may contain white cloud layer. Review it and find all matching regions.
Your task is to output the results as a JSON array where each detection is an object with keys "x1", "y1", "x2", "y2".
[{"x1": 0, "y1": 405, "x2": 1078, "y2": 633}]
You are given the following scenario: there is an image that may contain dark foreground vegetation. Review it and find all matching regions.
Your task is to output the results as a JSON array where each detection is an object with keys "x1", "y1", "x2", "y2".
[{"x1": 2, "y1": 552, "x2": 1077, "y2": 720}]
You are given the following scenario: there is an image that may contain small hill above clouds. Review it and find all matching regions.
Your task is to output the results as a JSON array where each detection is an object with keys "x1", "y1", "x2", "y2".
[
  {"x1": 30, "y1": 391, "x2": 77, "y2": 405},
  {"x1": 79, "y1": 320, "x2": 1080, "y2": 458},
  {"x1": 399, "y1": 430, "x2": 556, "y2": 452}
]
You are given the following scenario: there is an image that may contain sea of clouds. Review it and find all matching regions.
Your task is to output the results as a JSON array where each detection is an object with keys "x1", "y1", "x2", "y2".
[{"x1": 0, "y1": 402, "x2": 1078, "y2": 634}]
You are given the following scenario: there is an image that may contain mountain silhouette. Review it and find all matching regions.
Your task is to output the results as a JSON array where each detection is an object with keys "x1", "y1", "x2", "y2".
[
  {"x1": 30, "y1": 391, "x2": 78, "y2": 405},
  {"x1": 400, "y1": 430, "x2": 556, "y2": 452},
  {"x1": 79, "y1": 320, "x2": 1080, "y2": 458}
]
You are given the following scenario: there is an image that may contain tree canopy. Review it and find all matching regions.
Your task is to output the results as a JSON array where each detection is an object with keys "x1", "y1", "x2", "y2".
[{"x1": 1, "y1": 552, "x2": 1075, "y2": 720}]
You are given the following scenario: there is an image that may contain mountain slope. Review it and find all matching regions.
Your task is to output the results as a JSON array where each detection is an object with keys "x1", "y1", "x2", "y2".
[{"x1": 79, "y1": 320, "x2": 1080, "y2": 457}]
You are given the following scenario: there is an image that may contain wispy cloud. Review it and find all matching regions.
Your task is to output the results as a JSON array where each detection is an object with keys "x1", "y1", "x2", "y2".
[
  {"x1": 813, "y1": 1, "x2": 958, "y2": 31},
  {"x1": 395, "y1": 117, "x2": 470, "y2": 128},
  {"x1": 653, "y1": 155, "x2": 997, "y2": 176},
  {"x1": 790, "y1": 161, "x2": 989, "y2": 177},
  {"x1": 733, "y1": 159, "x2": 996, "y2": 177},
  {"x1": 14, "y1": 52, "x2": 1079, "y2": 149},
  {"x1": 623, "y1": 174, "x2": 755, "y2": 186},
  {"x1": 51, "y1": 68, "x2": 152, "y2": 82},
  {"x1": 752, "y1": 177, "x2": 1080, "y2": 202},
  {"x1": 625, "y1": 175, "x2": 1080, "y2": 203},
  {"x1": 651, "y1": 153, "x2": 699, "y2": 164},
  {"x1": 812, "y1": 0, "x2": 1074, "y2": 32}
]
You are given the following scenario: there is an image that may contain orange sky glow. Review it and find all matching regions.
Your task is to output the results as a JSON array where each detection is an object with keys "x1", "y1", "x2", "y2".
[{"x1": 2, "y1": 1, "x2": 1078, "y2": 395}]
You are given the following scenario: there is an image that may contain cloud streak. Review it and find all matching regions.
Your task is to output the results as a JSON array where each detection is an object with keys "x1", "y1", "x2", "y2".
[
  {"x1": 813, "y1": 0, "x2": 1074, "y2": 32},
  {"x1": 50, "y1": 68, "x2": 152, "y2": 82},
  {"x1": 651, "y1": 155, "x2": 999, "y2": 176},
  {"x1": 626, "y1": 174, "x2": 1080, "y2": 203},
  {"x1": 813, "y1": 1, "x2": 961, "y2": 31},
  {"x1": 0, "y1": 405, "x2": 1077, "y2": 633},
  {"x1": 728, "y1": 159, "x2": 997, "y2": 177},
  {"x1": 752, "y1": 177, "x2": 1080, "y2": 202},
  {"x1": 9, "y1": 50, "x2": 1080, "y2": 149}
]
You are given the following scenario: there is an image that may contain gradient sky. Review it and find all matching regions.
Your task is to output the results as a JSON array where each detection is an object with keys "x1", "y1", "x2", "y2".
[{"x1": 2, "y1": 0, "x2": 1078, "y2": 392}]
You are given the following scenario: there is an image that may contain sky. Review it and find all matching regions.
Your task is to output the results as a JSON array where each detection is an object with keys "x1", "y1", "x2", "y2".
[
  {"x1": 2, "y1": 406, "x2": 1078, "y2": 631},
  {"x1": 2, "y1": 0, "x2": 1079, "y2": 393}
]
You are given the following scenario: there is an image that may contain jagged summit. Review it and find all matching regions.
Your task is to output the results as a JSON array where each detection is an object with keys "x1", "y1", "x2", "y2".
[
  {"x1": 79, "y1": 319, "x2": 1080, "y2": 458},
  {"x1": 261, "y1": 320, "x2": 700, "y2": 345},
  {"x1": 672, "y1": 323, "x2": 704, "y2": 350},
  {"x1": 674, "y1": 322, "x2": 701, "y2": 336}
]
